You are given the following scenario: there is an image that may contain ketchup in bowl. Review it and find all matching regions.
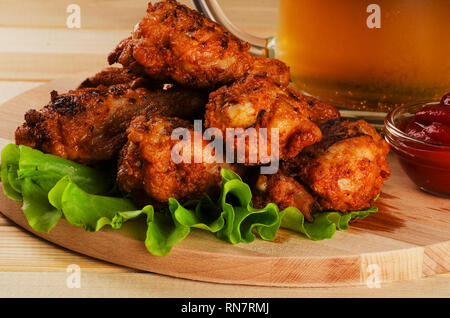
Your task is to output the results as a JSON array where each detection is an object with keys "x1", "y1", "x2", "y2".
[
  {"x1": 385, "y1": 93, "x2": 450, "y2": 198},
  {"x1": 404, "y1": 93, "x2": 450, "y2": 145}
]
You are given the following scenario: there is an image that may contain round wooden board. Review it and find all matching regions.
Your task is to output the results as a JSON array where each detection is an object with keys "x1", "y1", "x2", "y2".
[{"x1": 0, "y1": 73, "x2": 449, "y2": 287}]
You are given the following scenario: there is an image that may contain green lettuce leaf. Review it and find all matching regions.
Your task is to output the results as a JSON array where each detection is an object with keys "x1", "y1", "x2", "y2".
[
  {"x1": 48, "y1": 176, "x2": 138, "y2": 232},
  {"x1": 21, "y1": 178, "x2": 63, "y2": 232},
  {"x1": 216, "y1": 169, "x2": 282, "y2": 244},
  {"x1": 17, "y1": 145, "x2": 115, "y2": 194},
  {"x1": 280, "y1": 206, "x2": 377, "y2": 240},
  {"x1": 170, "y1": 196, "x2": 224, "y2": 232},
  {"x1": 145, "y1": 207, "x2": 189, "y2": 257},
  {"x1": 0, "y1": 144, "x2": 116, "y2": 232},
  {"x1": 0, "y1": 144, "x2": 22, "y2": 201}
]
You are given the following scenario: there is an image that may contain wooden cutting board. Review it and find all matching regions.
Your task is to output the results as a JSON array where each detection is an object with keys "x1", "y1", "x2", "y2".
[{"x1": 0, "y1": 73, "x2": 448, "y2": 287}]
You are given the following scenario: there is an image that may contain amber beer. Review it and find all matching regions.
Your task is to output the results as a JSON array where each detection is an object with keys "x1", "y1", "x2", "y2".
[{"x1": 276, "y1": 0, "x2": 450, "y2": 112}]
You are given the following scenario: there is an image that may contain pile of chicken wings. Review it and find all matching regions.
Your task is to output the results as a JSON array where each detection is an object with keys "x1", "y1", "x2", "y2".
[{"x1": 15, "y1": 0, "x2": 390, "y2": 221}]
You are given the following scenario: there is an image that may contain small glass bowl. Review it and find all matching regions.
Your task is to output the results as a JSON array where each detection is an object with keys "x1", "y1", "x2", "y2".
[{"x1": 384, "y1": 101, "x2": 450, "y2": 198}]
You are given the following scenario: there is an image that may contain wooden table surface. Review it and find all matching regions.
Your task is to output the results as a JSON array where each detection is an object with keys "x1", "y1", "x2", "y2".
[{"x1": 0, "y1": 0, "x2": 448, "y2": 298}]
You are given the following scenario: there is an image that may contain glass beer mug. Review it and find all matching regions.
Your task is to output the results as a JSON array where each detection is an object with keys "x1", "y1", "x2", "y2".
[{"x1": 193, "y1": 0, "x2": 450, "y2": 119}]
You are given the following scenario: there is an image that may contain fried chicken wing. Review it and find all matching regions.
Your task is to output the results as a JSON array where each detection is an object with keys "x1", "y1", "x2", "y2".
[
  {"x1": 253, "y1": 172, "x2": 318, "y2": 222},
  {"x1": 296, "y1": 93, "x2": 341, "y2": 125},
  {"x1": 117, "y1": 114, "x2": 240, "y2": 207},
  {"x1": 204, "y1": 75, "x2": 324, "y2": 163},
  {"x1": 108, "y1": 0, "x2": 290, "y2": 89},
  {"x1": 78, "y1": 66, "x2": 149, "y2": 89},
  {"x1": 282, "y1": 119, "x2": 391, "y2": 212},
  {"x1": 15, "y1": 83, "x2": 207, "y2": 164},
  {"x1": 107, "y1": 37, "x2": 145, "y2": 76}
]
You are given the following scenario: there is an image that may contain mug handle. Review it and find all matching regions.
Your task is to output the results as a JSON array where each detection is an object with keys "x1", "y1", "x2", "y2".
[{"x1": 192, "y1": 0, "x2": 272, "y2": 56}]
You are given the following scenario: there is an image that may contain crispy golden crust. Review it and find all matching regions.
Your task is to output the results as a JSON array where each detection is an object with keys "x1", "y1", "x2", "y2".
[
  {"x1": 249, "y1": 57, "x2": 292, "y2": 90},
  {"x1": 117, "y1": 114, "x2": 238, "y2": 205},
  {"x1": 282, "y1": 119, "x2": 391, "y2": 212},
  {"x1": 253, "y1": 172, "x2": 318, "y2": 222},
  {"x1": 109, "y1": 0, "x2": 290, "y2": 88},
  {"x1": 15, "y1": 84, "x2": 207, "y2": 164},
  {"x1": 204, "y1": 75, "x2": 322, "y2": 163},
  {"x1": 107, "y1": 37, "x2": 145, "y2": 75},
  {"x1": 78, "y1": 67, "x2": 150, "y2": 89},
  {"x1": 290, "y1": 91, "x2": 341, "y2": 125}
]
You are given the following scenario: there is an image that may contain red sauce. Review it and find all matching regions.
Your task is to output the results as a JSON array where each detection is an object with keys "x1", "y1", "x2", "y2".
[
  {"x1": 386, "y1": 93, "x2": 450, "y2": 197},
  {"x1": 404, "y1": 93, "x2": 450, "y2": 145}
]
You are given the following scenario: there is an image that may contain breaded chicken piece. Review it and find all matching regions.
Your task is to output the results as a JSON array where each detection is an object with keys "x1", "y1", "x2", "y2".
[
  {"x1": 253, "y1": 172, "x2": 318, "y2": 222},
  {"x1": 204, "y1": 75, "x2": 323, "y2": 164},
  {"x1": 108, "y1": 0, "x2": 290, "y2": 89},
  {"x1": 15, "y1": 84, "x2": 207, "y2": 164},
  {"x1": 78, "y1": 66, "x2": 210, "y2": 103},
  {"x1": 107, "y1": 37, "x2": 145, "y2": 76},
  {"x1": 117, "y1": 114, "x2": 239, "y2": 206},
  {"x1": 78, "y1": 66, "x2": 150, "y2": 89},
  {"x1": 282, "y1": 119, "x2": 391, "y2": 212},
  {"x1": 250, "y1": 56, "x2": 292, "y2": 90},
  {"x1": 295, "y1": 93, "x2": 341, "y2": 125}
]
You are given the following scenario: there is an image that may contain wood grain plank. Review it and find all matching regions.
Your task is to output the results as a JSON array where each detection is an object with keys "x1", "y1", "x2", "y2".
[
  {"x1": 0, "y1": 213, "x2": 12, "y2": 226},
  {"x1": 0, "y1": 226, "x2": 136, "y2": 273},
  {"x1": 0, "y1": 0, "x2": 277, "y2": 34},
  {"x1": 0, "y1": 0, "x2": 179, "y2": 29},
  {"x1": 0, "y1": 27, "x2": 131, "y2": 55},
  {"x1": 0, "y1": 53, "x2": 108, "y2": 81},
  {"x1": 0, "y1": 272, "x2": 449, "y2": 298},
  {"x1": 0, "y1": 1, "x2": 278, "y2": 82}
]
